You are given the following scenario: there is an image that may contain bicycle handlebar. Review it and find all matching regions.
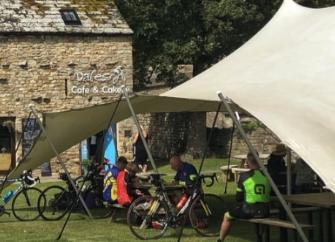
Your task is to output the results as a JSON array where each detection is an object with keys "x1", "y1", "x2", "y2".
[
  {"x1": 21, "y1": 169, "x2": 39, "y2": 186},
  {"x1": 199, "y1": 173, "x2": 218, "y2": 187}
]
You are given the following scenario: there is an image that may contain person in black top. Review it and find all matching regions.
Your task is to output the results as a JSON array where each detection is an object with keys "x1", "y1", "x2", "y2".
[
  {"x1": 267, "y1": 143, "x2": 287, "y2": 194},
  {"x1": 132, "y1": 126, "x2": 149, "y2": 172},
  {"x1": 218, "y1": 152, "x2": 271, "y2": 242}
]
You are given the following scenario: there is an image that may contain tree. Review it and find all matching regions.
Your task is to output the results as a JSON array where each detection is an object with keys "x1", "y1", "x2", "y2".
[{"x1": 114, "y1": 0, "x2": 335, "y2": 89}]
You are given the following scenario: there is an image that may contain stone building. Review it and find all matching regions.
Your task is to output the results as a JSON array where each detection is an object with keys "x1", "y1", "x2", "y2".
[
  {"x1": 117, "y1": 65, "x2": 206, "y2": 162},
  {"x1": 0, "y1": 0, "x2": 133, "y2": 176}
]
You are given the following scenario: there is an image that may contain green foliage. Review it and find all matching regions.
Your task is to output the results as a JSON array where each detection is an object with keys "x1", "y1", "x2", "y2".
[
  {"x1": 114, "y1": 0, "x2": 335, "y2": 89},
  {"x1": 241, "y1": 119, "x2": 264, "y2": 133}
]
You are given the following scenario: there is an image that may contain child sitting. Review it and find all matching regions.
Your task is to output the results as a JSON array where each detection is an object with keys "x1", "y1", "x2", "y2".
[{"x1": 103, "y1": 156, "x2": 128, "y2": 203}]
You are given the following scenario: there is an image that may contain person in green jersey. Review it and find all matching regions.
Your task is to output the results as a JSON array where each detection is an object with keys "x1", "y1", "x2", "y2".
[{"x1": 217, "y1": 151, "x2": 271, "y2": 242}]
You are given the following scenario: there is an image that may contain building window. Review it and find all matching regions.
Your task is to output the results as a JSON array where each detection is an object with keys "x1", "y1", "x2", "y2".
[{"x1": 60, "y1": 9, "x2": 81, "y2": 25}]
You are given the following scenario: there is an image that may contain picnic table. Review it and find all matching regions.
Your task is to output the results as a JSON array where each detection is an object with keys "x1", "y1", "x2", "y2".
[
  {"x1": 232, "y1": 153, "x2": 270, "y2": 160},
  {"x1": 231, "y1": 167, "x2": 250, "y2": 183},
  {"x1": 283, "y1": 192, "x2": 335, "y2": 242}
]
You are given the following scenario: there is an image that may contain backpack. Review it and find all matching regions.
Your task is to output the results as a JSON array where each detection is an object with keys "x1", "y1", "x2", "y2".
[
  {"x1": 116, "y1": 170, "x2": 132, "y2": 206},
  {"x1": 103, "y1": 166, "x2": 119, "y2": 202}
]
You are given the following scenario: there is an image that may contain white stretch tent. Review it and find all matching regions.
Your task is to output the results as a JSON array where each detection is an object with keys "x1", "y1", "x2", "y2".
[
  {"x1": 9, "y1": 0, "x2": 335, "y2": 192},
  {"x1": 162, "y1": 0, "x2": 335, "y2": 191}
]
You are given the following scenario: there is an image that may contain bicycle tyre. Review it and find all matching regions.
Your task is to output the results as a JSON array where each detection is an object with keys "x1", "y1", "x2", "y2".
[
  {"x1": 38, "y1": 185, "x2": 70, "y2": 221},
  {"x1": 189, "y1": 193, "x2": 225, "y2": 237},
  {"x1": 12, "y1": 187, "x2": 42, "y2": 221},
  {"x1": 127, "y1": 195, "x2": 169, "y2": 240}
]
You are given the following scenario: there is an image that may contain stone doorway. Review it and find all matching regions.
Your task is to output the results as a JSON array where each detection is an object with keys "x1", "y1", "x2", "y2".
[{"x1": 0, "y1": 117, "x2": 15, "y2": 173}]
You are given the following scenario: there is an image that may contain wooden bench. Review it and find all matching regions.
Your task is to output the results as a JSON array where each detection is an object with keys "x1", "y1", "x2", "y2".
[
  {"x1": 107, "y1": 203, "x2": 127, "y2": 223},
  {"x1": 270, "y1": 206, "x2": 320, "y2": 215},
  {"x1": 237, "y1": 217, "x2": 314, "y2": 242}
]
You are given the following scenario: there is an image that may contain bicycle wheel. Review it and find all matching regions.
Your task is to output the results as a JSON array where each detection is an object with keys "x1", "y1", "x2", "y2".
[
  {"x1": 189, "y1": 193, "x2": 225, "y2": 237},
  {"x1": 80, "y1": 187, "x2": 114, "y2": 219},
  {"x1": 38, "y1": 185, "x2": 71, "y2": 221},
  {"x1": 75, "y1": 177, "x2": 112, "y2": 219},
  {"x1": 127, "y1": 195, "x2": 169, "y2": 240},
  {"x1": 12, "y1": 187, "x2": 42, "y2": 221}
]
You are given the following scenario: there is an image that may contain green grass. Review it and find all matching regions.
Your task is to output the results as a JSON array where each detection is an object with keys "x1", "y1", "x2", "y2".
[
  {"x1": 0, "y1": 158, "x2": 326, "y2": 241},
  {"x1": 0, "y1": 180, "x2": 259, "y2": 242}
]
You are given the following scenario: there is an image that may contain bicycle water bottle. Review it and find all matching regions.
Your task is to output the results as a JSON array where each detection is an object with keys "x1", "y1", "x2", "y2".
[
  {"x1": 176, "y1": 194, "x2": 189, "y2": 211},
  {"x1": 3, "y1": 190, "x2": 14, "y2": 203}
]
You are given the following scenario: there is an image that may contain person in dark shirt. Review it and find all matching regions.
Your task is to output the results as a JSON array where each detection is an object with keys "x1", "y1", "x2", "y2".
[
  {"x1": 132, "y1": 126, "x2": 149, "y2": 172},
  {"x1": 267, "y1": 143, "x2": 287, "y2": 193},
  {"x1": 217, "y1": 152, "x2": 271, "y2": 242},
  {"x1": 170, "y1": 155, "x2": 198, "y2": 186}
]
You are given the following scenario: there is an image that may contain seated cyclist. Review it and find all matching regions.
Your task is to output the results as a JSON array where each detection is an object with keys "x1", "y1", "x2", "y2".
[
  {"x1": 170, "y1": 154, "x2": 198, "y2": 187},
  {"x1": 217, "y1": 151, "x2": 271, "y2": 242}
]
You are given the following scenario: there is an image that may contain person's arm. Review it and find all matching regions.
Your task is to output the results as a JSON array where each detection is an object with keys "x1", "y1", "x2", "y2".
[
  {"x1": 236, "y1": 174, "x2": 246, "y2": 203},
  {"x1": 132, "y1": 133, "x2": 138, "y2": 144},
  {"x1": 187, "y1": 165, "x2": 198, "y2": 184}
]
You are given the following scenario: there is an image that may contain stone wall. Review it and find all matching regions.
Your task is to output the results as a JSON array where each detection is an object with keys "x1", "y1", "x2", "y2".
[
  {"x1": 207, "y1": 112, "x2": 280, "y2": 157},
  {"x1": 117, "y1": 112, "x2": 206, "y2": 163},
  {"x1": 0, "y1": 34, "x2": 133, "y2": 176},
  {"x1": 116, "y1": 65, "x2": 206, "y2": 163}
]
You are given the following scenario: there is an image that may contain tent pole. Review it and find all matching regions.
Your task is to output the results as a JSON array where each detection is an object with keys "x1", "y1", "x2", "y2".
[
  {"x1": 29, "y1": 106, "x2": 93, "y2": 219},
  {"x1": 224, "y1": 122, "x2": 235, "y2": 194},
  {"x1": 177, "y1": 103, "x2": 222, "y2": 242},
  {"x1": 121, "y1": 88, "x2": 158, "y2": 172},
  {"x1": 287, "y1": 149, "x2": 292, "y2": 195},
  {"x1": 121, "y1": 86, "x2": 176, "y2": 214},
  {"x1": 217, "y1": 92, "x2": 309, "y2": 242}
]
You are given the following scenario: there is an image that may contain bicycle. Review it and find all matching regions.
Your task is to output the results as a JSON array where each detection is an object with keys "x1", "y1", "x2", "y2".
[
  {"x1": 37, "y1": 162, "x2": 113, "y2": 221},
  {"x1": 0, "y1": 170, "x2": 41, "y2": 221},
  {"x1": 127, "y1": 172, "x2": 225, "y2": 240}
]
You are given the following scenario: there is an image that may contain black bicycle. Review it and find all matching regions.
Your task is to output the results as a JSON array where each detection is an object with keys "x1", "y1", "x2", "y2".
[
  {"x1": 127, "y1": 173, "x2": 225, "y2": 240},
  {"x1": 37, "y1": 162, "x2": 112, "y2": 221},
  {"x1": 0, "y1": 170, "x2": 41, "y2": 221}
]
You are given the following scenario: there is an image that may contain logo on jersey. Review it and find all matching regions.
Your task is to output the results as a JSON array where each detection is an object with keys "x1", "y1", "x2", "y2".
[{"x1": 254, "y1": 184, "x2": 266, "y2": 195}]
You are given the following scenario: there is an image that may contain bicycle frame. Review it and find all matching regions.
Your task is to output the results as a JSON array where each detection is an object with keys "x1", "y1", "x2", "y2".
[
  {"x1": 146, "y1": 174, "x2": 215, "y2": 222},
  {"x1": 0, "y1": 179, "x2": 23, "y2": 207}
]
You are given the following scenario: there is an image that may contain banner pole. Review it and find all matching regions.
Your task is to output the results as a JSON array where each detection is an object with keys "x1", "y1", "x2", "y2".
[{"x1": 217, "y1": 91, "x2": 308, "y2": 242}]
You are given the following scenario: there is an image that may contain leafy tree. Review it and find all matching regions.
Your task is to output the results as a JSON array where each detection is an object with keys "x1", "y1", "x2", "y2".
[{"x1": 114, "y1": 0, "x2": 335, "y2": 89}]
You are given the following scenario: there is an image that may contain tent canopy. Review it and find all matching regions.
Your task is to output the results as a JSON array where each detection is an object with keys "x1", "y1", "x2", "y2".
[
  {"x1": 10, "y1": 0, "x2": 335, "y2": 192},
  {"x1": 162, "y1": 0, "x2": 335, "y2": 191}
]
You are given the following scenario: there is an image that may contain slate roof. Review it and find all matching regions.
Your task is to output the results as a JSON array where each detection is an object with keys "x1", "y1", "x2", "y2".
[{"x1": 0, "y1": 0, "x2": 133, "y2": 34}]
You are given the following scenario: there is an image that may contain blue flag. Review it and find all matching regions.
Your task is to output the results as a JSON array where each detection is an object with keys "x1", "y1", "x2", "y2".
[{"x1": 103, "y1": 125, "x2": 117, "y2": 171}]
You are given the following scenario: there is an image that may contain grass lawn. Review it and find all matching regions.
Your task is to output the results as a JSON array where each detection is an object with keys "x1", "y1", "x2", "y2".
[{"x1": 0, "y1": 158, "x2": 324, "y2": 241}]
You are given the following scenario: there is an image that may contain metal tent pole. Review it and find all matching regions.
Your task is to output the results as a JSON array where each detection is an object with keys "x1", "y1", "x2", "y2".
[
  {"x1": 287, "y1": 149, "x2": 292, "y2": 195},
  {"x1": 217, "y1": 92, "x2": 309, "y2": 242},
  {"x1": 29, "y1": 106, "x2": 92, "y2": 219},
  {"x1": 121, "y1": 86, "x2": 176, "y2": 214},
  {"x1": 224, "y1": 122, "x2": 235, "y2": 194},
  {"x1": 121, "y1": 88, "x2": 158, "y2": 172},
  {"x1": 177, "y1": 103, "x2": 222, "y2": 242}
]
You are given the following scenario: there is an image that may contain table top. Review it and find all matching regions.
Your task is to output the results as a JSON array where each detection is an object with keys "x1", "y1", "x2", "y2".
[
  {"x1": 231, "y1": 167, "x2": 250, "y2": 173},
  {"x1": 283, "y1": 192, "x2": 335, "y2": 208},
  {"x1": 232, "y1": 153, "x2": 270, "y2": 160},
  {"x1": 136, "y1": 172, "x2": 167, "y2": 179}
]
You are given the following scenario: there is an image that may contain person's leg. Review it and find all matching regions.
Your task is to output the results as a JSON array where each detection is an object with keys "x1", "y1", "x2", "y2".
[{"x1": 219, "y1": 213, "x2": 232, "y2": 241}]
